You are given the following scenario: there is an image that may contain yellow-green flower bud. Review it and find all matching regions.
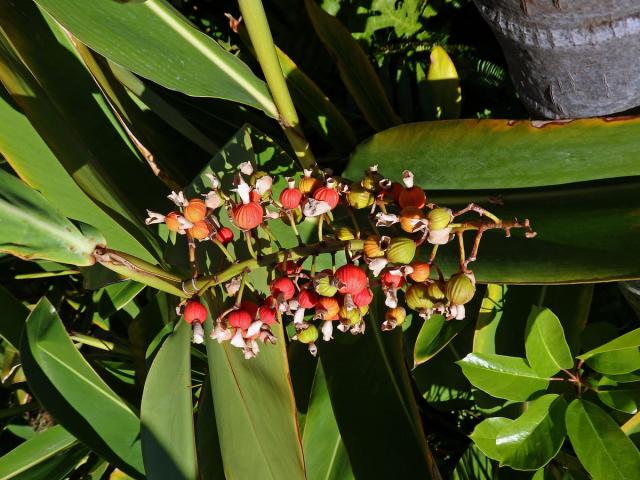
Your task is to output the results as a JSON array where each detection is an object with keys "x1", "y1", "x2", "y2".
[
  {"x1": 405, "y1": 284, "x2": 433, "y2": 311},
  {"x1": 427, "y1": 281, "x2": 447, "y2": 303},
  {"x1": 386, "y1": 237, "x2": 416, "y2": 265},
  {"x1": 446, "y1": 272, "x2": 476, "y2": 305},
  {"x1": 364, "y1": 235, "x2": 385, "y2": 258},
  {"x1": 347, "y1": 183, "x2": 374, "y2": 209},
  {"x1": 298, "y1": 325, "x2": 319, "y2": 344},
  {"x1": 386, "y1": 307, "x2": 407, "y2": 326},
  {"x1": 314, "y1": 274, "x2": 338, "y2": 297},
  {"x1": 335, "y1": 226, "x2": 356, "y2": 241},
  {"x1": 428, "y1": 208, "x2": 453, "y2": 230},
  {"x1": 361, "y1": 165, "x2": 383, "y2": 192}
]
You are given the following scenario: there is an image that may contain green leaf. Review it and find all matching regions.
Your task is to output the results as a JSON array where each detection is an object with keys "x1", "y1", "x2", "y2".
[
  {"x1": 452, "y1": 443, "x2": 495, "y2": 480},
  {"x1": 473, "y1": 284, "x2": 507, "y2": 355},
  {"x1": 141, "y1": 320, "x2": 197, "y2": 480},
  {"x1": 345, "y1": 118, "x2": 640, "y2": 189},
  {"x1": 457, "y1": 353, "x2": 550, "y2": 401},
  {"x1": 305, "y1": 0, "x2": 401, "y2": 131},
  {"x1": 525, "y1": 307, "x2": 573, "y2": 377},
  {"x1": 565, "y1": 399, "x2": 640, "y2": 480},
  {"x1": 0, "y1": 425, "x2": 84, "y2": 480},
  {"x1": 194, "y1": 378, "x2": 225, "y2": 480},
  {"x1": 0, "y1": 169, "x2": 103, "y2": 266},
  {"x1": 302, "y1": 364, "x2": 354, "y2": 480},
  {"x1": 21, "y1": 298, "x2": 144, "y2": 478},
  {"x1": 597, "y1": 377, "x2": 640, "y2": 414},
  {"x1": 414, "y1": 315, "x2": 467, "y2": 365},
  {"x1": 424, "y1": 46, "x2": 461, "y2": 120},
  {"x1": 34, "y1": 0, "x2": 277, "y2": 117},
  {"x1": 496, "y1": 394, "x2": 567, "y2": 470},
  {"x1": 321, "y1": 294, "x2": 440, "y2": 478},
  {"x1": 540, "y1": 285, "x2": 593, "y2": 356},
  {"x1": 0, "y1": 285, "x2": 29, "y2": 349},
  {"x1": 469, "y1": 417, "x2": 514, "y2": 461},
  {"x1": 579, "y1": 328, "x2": 640, "y2": 375}
]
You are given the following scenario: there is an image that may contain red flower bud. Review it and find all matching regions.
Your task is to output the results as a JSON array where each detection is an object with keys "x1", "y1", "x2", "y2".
[
  {"x1": 385, "y1": 182, "x2": 403, "y2": 203},
  {"x1": 250, "y1": 190, "x2": 262, "y2": 203},
  {"x1": 183, "y1": 300, "x2": 208, "y2": 324},
  {"x1": 215, "y1": 227, "x2": 234, "y2": 244},
  {"x1": 184, "y1": 198, "x2": 207, "y2": 223},
  {"x1": 270, "y1": 277, "x2": 296, "y2": 301},
  {"x1": 165, "y1": 212, "x2": 182, "y2": 232},
  {"x1": 409, "y1": 262, "x2": 431, "y2": 283},
  {"x1": 381, "y1": 269, "x2": 405, "y2": 289},
  {"x1": 189, "y1": 220, "x2": 210, "y2": 240},
  {"x1": 279, "y1": 179, "x2": 303, "y2": 210},
  {"x1": 353, "y1": 287, "x2": 374, "y2": 307},
  {"x1": 258, "y1": 301, "x2": 277, "y2": 325},
  {"x1": 398, "y1": 187, "x2": 426, "y2": 209},
  {"x1": 239, "y1": 300, "x2": 258, "y2": 319},
  {"x1": 298, "y1": 288, "x2": 318, "y2": 308},
  {"x1": 313, "y1": 183, "x2": 340, "y2": 209},
  {"x1": 316, "y1": 296, "x2": 340, "y2": 320},
  {"x1": 232, "y1": 202, "x2": 263, "y2": 230},
  {"x1": 228, "y1": 309, "x2": 252, "y2": 330},
  {"x1": 334, "y1": 264, "x2": 368, "y2": 295}
]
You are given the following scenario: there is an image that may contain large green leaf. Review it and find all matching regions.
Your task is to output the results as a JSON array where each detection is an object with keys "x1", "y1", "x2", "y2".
[
  {"x1": 565, "y1": 399, "x2": 640, "y2": 480},
  {"x1": 344, "y1": 118, "x2": 640, "y2": 188},
  {"x1": 597, "y1": 377, "x2": 640, "y2": 414},
  {"x1": 321, "y1": 294, "x2": 440, "y2": 479},
  {"x1": 457, "y1": 353, "x2": 549, "y2": 401},
  {"x1": 578, "y1": 328, "x2": 640, "y2": 375},
  {"x1": 0, "y1": 169, "x2": 103, "y2": 266},
  {"x1": 194, "y1": 378, "x2": 225, "y2": 480},
  {"x1": 305, "y1": 0, "x2": 401, "y2": 131},
  {"x1": 302, "y1": 364, "x2": 354, "y2": 480},
  {"x1": 496, "y1": 394, "x2": 567, "y2": 470},
  {"x1": 524, "y1": 307, "x2": 573, "y2": 377},
  {"x1": 20, "y1": 298, "x2": 144, "y2": 478},
  {"x1": 414, "y1": 315, "x2": 466, "y2": 366},
  {"x1": 141, "y1": 320, "x2": 197, "y2": 480},
  {"x1": 0, "y1": 285, "x2": 29, "y2": 349},
  {"x1": 452, "y1": 443, "x2": 494, "y2": 480},
  {"x1": 469, "y1": 417, "x2": 514, "y2": 461},
  {"x1": 0, "y1": 425, "x2": 83, "y2": 480},
  {"x1": 34, "y1": 0, "x2": 276, "y2": 117}
]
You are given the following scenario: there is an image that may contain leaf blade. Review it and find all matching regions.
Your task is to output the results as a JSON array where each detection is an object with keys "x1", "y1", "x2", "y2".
[{"x1": 524, "y1": 307, "x2": 573, "y2": 377}]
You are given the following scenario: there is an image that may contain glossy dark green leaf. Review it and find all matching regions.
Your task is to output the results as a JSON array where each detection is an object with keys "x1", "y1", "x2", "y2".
[
  {"x1": 305, "y1": 0, "x2": 401, "y2": 131},
  {"x1": 414, "y1": 315, "x2": 466, "y2": 366},
  {"x1": 457, "y1": 353, "x2": 550, "y2": 401},
  {"x1": 496, "y1": 394, "x2": 567, "y2": 470},
  {"x1": 345, "y1": 118, "x2": 640, "y2": 189},
  {"x1": 302, "y1": 364, "x2": 354, "y2": 480},
  {"x1": 540, "y1": 285, "x2": 593, "y2": 356},
  {"x1": 0, "y1": 285, "x2": 29, "y2": 349},
  {"x1": 565, "y1": 399, "x2": 640, "y2": 480},
  {"x1": 21, "y1": 298, "x2": 144, "y2": 478},
  {"x1": 0, "y1": 169, "x2": 103, "y2": 266},
  {"x1": 452, "y1": 443, "x2": 494, "y2": 480},
  {"x1": 321, "y1": 294, "x2": 440, "y2": 479},
  {"x1": 141, "y1": 320, "x2": 197, "y2": 480},
  {"x1": 579, "y1": 328, "x2": 640, "y2": 375},
  {"x1": 194, "y1": 378, "x2": 225, "y2": 480},
  {"x1": 34, "y1": 0, "x2": 277, "y2": 117},
  {"x1": 525, "y1": 307, "x2": 573, "y2": 377},
  {"x1": 473, "y1": 284, "x2": 507, "y2": 355},
  {"x1": 0, "y1": 425, "x2": 84, "y2": 480},
  {"x1": 597, "y1": 377, "x2": 640, "y2": 414},
  {"x1": 469, "y1": 417, "x2": 514, "y2": 461}
]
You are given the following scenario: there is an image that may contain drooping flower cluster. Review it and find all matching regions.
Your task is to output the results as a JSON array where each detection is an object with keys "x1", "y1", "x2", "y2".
[{"x1": 145, "y1": 163, "x2": 535, "y2": 357}]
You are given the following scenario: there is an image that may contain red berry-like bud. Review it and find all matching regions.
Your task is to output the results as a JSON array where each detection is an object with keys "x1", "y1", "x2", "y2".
[
  {"x1": 334, "y1": 264, "x2": 368, "y2": 295},
  {"x1": 270, "y1": 277, "x2": 296, "y2": 301},
  {"x1": 228, "y1": 310, "x2": 252, "y2": 330},
  {"x1": 298, "y1": 288, "x2": 318, "y2": 308},
  {"x1": 381, "y1": 269, "x2": 405, "y2": 289},
  {"x1": 316, "y1": 296, "x2": 340, "y2": 320},
  {"x1": 250, "y1": 190, "x2": 262, "y2": 203},
  {"x1": 183, "y1": 300, "x2": 208, "y2": 324},
  {"x1": 232, "y1": 202, "x2": 263, "y2": 230},
  {"x1": 398, "y1": 187, "x2": 427, "y2": 209},
  {"x1": 258, "y1": 300, "x2": 277, "y2": 325},
  {"x1": 280, "y1": 178, "x2": 303, "y2": 210},
  {"x1": 353, "y1": 287, "x2": 374, "y2": 307},
  {"x1": 239, "y1": 300, "x2": 258, "y2": 319},
  {"x1": 409, "y1": 262, "x2": 431, "y2": 282},
  {"x1": 385, "y1": 182, "x2": 403, "y2": 203},
  {"x1": 189, "y1": 220, "x2": 210, "y2": 240},
  {"x1": 215, "y1": 227, "x2": 234, "y2": 244},
  {"x1": 165, "y1": 212, "x2": 182, "y2": 232},
  {"x1": 313, "y1": 180, "x2": 340, "y2": 209},
  {"x1": 184, "y1": 198, "x2": 207, "y2": 223}
]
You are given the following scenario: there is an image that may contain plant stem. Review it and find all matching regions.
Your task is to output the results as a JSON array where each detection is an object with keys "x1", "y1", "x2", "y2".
[
  {"x1": 212, "y1": 238, "x2": 236, "y2": 262},
  {"x1": 237, "y1": 0, "x2": 316, "y2": 169},
  {"x1": 287, "y1": 210, "x2": 302, "y2": 245},
  {"x1": 244, "y1": 231, "x2": 257, "y2": 259}
]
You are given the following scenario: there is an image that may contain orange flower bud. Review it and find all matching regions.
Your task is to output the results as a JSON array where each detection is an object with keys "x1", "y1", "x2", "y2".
[{"x1": 184, "y1": 198, "x2": 207, "y2": 223}]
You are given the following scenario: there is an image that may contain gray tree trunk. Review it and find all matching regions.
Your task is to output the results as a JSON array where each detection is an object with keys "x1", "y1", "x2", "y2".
[{"x1": 473, "y1": 0, "x2": 640, "y2": 119}]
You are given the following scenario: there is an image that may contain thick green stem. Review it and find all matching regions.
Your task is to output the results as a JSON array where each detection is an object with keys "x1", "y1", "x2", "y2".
[{"x1": 237, "y1": 0, "x2": 315, "y2": 169}]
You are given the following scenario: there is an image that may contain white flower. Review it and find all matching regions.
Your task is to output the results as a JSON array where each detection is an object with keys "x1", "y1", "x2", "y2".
[
  {"x1": 192, "y1": 323, "x2": 205, "y2": 344},
  {"x1": 367, "y1": 258, "x2": 388, "y2": 277},
  {"x1": 428, "y1": 227, "x2": 453, "y2": 245},
  {"x1": 211, "y1": 324, "x2": 233, "y2": 343},
  {"x1": 203, "y1": 190, "x2": 223, "y2": 210},
  {"x1": 167, "y1": 191, "x2": 188, "y2": 206},
  {"x1": 225, "y1": 277, "x2": 242, "y2": 296},
  {"x1": 230, "y1": 328, "x2": 246, "y2": 348},
  {"x1": 176, "y1": 215, "x2": 193, "y2": 230},
  {"x1": 308, "y1": 342, "x2": 318, "y2": 356},
  {"x1": 402, "y1": 170, "x2": 414, "y2": 188},
  {"x1": 205, "y1": 173, "x2": 221, "y2": 189},
  {"x1": 375, "y1": 213, "x2": 399, "y2": 227},
  {"x1": 145, "y1": 210, "x2": 165, "y2": 225},
  {"x1": 321, "y1": 321, "x2": 334, "y2": 341},
  {"x1": 233, "y1": 178, "x2": 252, "y2": 204},
  {"x1": 255, "y1": 175, "x2": 273, "y2": 196},
  {"x1": 294, "y1": 308, "x2": 306, "y2": 324},
  {"x1": 247, "y1": 320, "x2": 263, "y2": 337},
  {"x1": 239, "y1": 161, "x2": 254, "y2": 176},
  {"x1": 384, "y1": 288, "x2": 398, "y2": 308},
  {"x1": 302, "y1": 198, "x2": 332, "y2": 217}
]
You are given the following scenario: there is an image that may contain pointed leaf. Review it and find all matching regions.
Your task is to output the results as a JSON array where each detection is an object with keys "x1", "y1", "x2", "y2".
[
  {"x1": 20, "y1": 298, "x2": 144, "y2": 478},
  {"x1": 34, "y1": 0, "x2": 277, "y2": 117},
  {"x1": 414, "y1": 315, "x2": 467, "y2": 365},
  {"x1": 305, "y1": 0, "x2": 400, "y2": 131},
  {"x1": 0, "y1": 169, "x2": 103, "y2": 266},
  {"x1": 597, "y1": 377, "x2": 640, "y2": 414},
  {"x1": 469, "y1": 417, "x2": 513, "y2": 461},
  {"x1": 565, "y1": 399, "x2": 640, "y2": 480},
  {"x1": 424, "y1": 45, "x2": 461, "y2": 119},
  {"x1": 0, "y1": 285, "x2": 29, "y2": 349},
  {"x1": 141, "y1": 320, "x2": 197, "y2": 480},
  {"x1": 578, "y1": 328, "x2": 640, "y2": 375},
  {"x1": 496, "y1": 394, "x2": 567, "y2": 470},
  {"x1": 525, "y1": 307, "x2": 573, "y2": 377},
  {"x1": 457, "y1": 353, "x2": 550, "y2": 401}
]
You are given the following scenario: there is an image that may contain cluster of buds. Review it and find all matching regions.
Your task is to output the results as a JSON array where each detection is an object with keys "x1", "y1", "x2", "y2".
[{"x1": 144, "y1": 163, "x2": 535, "y2": 357}]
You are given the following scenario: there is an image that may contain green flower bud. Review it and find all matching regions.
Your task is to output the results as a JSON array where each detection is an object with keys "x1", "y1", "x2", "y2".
[
  {"x1": 386, "y1": 237, "x2": 416, "y2": 265},
  {"x1": 298, "y1": 325, "x2": 319, "y2": 344},
  {"x1": 405, "y1": 284, "x2": 433, "y2": 311},
  {"x1": 446, "y1": 272, "x2": 476, "y2": 305},
  {"x1": 386, "y1": 307, "x2": 407, "y2": 326},
  {"x1": 314, "y1": 274, "x2": 338, "y2": 297},
  {"x1": 335, "y1": 226, "x2": 356, "y2": 241},
  {"x1": 427, "y1": 281, "x2": 447, "y2": 303},
  {"x1": 339, "y1": 304, "x2": 362, "y2": 325},
  {"x1": 347, "y1": 183, "x2": 374, "y2": 209},
  {"x1": 361, "y1": 165, "x2": 383, "y2": 192},
  {"x1": 428, "y1": 208, "x2": 453, "y2": 230}
]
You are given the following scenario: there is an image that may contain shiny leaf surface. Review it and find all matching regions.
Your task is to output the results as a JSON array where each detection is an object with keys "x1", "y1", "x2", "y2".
[
  {"x1": 469, "y1": 417, "x2": 513, "y2": 461},
  {"x1": 524, "y1": 307, "x2": 573, "y2": 377},
  {"x1": 579, "y1": 328, "x2": 640, "y2": 375}
]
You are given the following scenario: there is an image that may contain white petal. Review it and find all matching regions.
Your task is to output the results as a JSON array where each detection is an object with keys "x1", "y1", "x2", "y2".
[
  {"x1": 239, "y1": 161, "x2": 254, "y2": 176},
  {"x1": 455, "y1": 304, "x2": 466, "y2": 320},
  {"x1": 321, "y1": 320, "x2": 334, "y2": 341},
  {"x1": 308, "y1": 343, "x2": 318, "y2": 356},
  {"x1": 205, "y1": 173, "x2": 221, "y2": 189},
  {"x1": 384, "y1": 288, "x2": 398, "y2": 308},
  {"x1": 225, "y1": 277, "x2": 242, "y2": 296},
  {"x1": 375, "y1": 213, "x2": 399, "y2": 227},
  {"x1": 288, "y1": 299, "x2": 300, "y2": 311},
  {"x1": 294, "y1": 308, "x2": 306, "y2": 324},
  {"x1": 368, "y1": 258, "x2": 388, "y2": 277},
  {"x1": 192, "y1": 323, "x2": 205, "y2": 344},
  {"x1": 204, "y1": 191, "x2": 223, "y2": 210},
  {"x1": 337, "y1": 322, "x2": 349, "y2": 333},
  {"x1": 428, "y1": 227, "x2": 453, "y2": 245},
  {"x1": 264, "y1": 209, "x2": 280, "y2": 219},
  {"x1": 145, "y1": 210, "x2": 166, "y2": 225},
  {"x1": 302, "y1": 198, "x2": 331, "y2": 217},
  {"x1": 255, "y1": 175, "x2": 273, "y2": 195},
  {"x1": 177, "y1": 215, "x2": 194, "y2": 229},
  {"x1": 167, "y1": 191, "x2": 188, "y2": 206},
  {"x1": 247, "y1": 320, "x2": 263, "y2": 337},
  {"x1": 402, "y1": 170, "x2": 414, "y2": 188},
  {"x1": 230, "y1": 329, "x2": 246, "y2": 348},
  {"x1": 233, "y1": 180, "x2": 252, "y2": 205}
]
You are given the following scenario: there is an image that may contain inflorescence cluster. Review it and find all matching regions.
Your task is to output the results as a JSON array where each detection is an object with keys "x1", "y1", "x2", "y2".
[{"x1": 145, "y1": 163, "x2": 536, "y2": 358}]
